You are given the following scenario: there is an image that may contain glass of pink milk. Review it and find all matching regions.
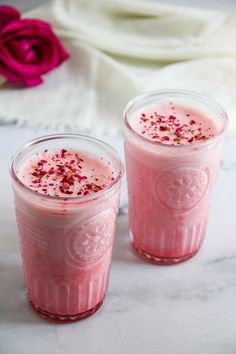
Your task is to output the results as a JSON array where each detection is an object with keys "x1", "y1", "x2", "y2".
[
  {"x1": 124, "y1": 90, "x2": 228, "y2": 265},
  {"x1": 10, "y1": 134, "x2": 123, "y2": 321}
]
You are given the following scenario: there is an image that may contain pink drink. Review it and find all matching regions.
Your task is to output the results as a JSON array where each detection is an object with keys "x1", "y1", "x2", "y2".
[
  {"x1": 124, "y1": 90, "x2": 227, "y2": 265},
  {"x1": 10, "y1": 134, "x2": 123, "y2": 321}
]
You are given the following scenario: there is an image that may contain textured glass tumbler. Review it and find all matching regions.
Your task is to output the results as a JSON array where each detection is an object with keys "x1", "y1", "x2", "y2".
[
  {"x1": 10, "y1": 134, "x2": 123, "y2": 321},
  {"x1": 124, "y1": 90, "x2": 228, "y2": 265}
]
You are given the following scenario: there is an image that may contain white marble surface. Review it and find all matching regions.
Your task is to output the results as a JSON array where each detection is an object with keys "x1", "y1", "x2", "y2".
[{"x1": 0, "y1": 125, "x2": 236, "y2": 354}]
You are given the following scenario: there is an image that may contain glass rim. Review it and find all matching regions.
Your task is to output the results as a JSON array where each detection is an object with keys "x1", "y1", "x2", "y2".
[
  {"x1": 10, "y1": 133, "x2": 124, "y2": 202},
  {"x1": 124, "y1": 89, "x2": 228, "y2": 150}
]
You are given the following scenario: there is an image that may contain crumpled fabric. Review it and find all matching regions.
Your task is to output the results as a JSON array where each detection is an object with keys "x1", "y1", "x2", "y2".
[{"x1": 0, "y1": 0, "x2": 236, "y2": 134}]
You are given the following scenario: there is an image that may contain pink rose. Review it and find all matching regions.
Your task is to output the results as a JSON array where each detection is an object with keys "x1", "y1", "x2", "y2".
[{"x1": 0, "y1": 6, "x2": 69, "y2": 87}]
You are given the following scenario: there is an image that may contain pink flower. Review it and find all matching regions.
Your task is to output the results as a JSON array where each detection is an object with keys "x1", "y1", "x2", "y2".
[{"x1": 0, "y1": 6, "x2": 69, "y2": 87}]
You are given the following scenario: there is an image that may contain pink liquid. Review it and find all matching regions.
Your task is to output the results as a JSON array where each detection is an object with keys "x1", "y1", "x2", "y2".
[
  {"x1": 130, "y1": 103, "x2": 216, "y2": 145},
  {"x1": 18, "y1": 149, "x2": 116, "y2": 197},
  {"x1": 125, "y1": 103, "x2": 223, "y2": 264},
  {"x1": 14, "y1": 149, "x2": 120, "y2": 320}
]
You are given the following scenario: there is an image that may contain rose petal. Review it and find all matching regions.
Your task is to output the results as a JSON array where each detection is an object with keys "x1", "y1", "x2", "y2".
[
  {"x1": 6, "y1": 39, "x2": 39, "y2": 63},
  {"x1": 0, "y1": 54, "x2": 43, "y2": 86},
  {"x1": 0, "y1": 60, "x2": 22, "y2": 83},
  {"x1": 0, "y1": 6, "x2": 20, "y2": 31},
  {"x1": 0, "y1": 17, "x2": 69, "y2": 87},
  {"x1": 23, "y1": 76, "x2": 43, "y2": 87},
  {"x1": 2, "y1": 19, "x2": 69, "y2": 68}
]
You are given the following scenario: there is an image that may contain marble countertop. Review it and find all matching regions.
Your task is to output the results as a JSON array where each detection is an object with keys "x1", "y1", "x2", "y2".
[{"x1": 0, "y1": 125, "x2": 236, "y2": 354}]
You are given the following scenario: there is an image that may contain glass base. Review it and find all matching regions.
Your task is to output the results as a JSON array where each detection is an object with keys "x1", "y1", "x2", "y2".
[
  {"x1": 132, "y1": 243, "x2": 200, "y2": 265},
  {"x1": 30, "y1": 298, "x2": 104, "y2": 322}
]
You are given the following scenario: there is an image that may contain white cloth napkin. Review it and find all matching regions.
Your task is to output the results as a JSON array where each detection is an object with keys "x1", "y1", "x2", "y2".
[{"x1": 0, "y1": 0, "x2": 236, "y2": 134}]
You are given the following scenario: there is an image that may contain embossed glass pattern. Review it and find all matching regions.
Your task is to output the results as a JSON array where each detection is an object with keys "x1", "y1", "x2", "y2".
[
  {"x1": 10, "y1": 134, "x2": 123, "y2": 321},
  {"x1": 124, "y1": 90, "x2": 228, "y2": 265}
]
